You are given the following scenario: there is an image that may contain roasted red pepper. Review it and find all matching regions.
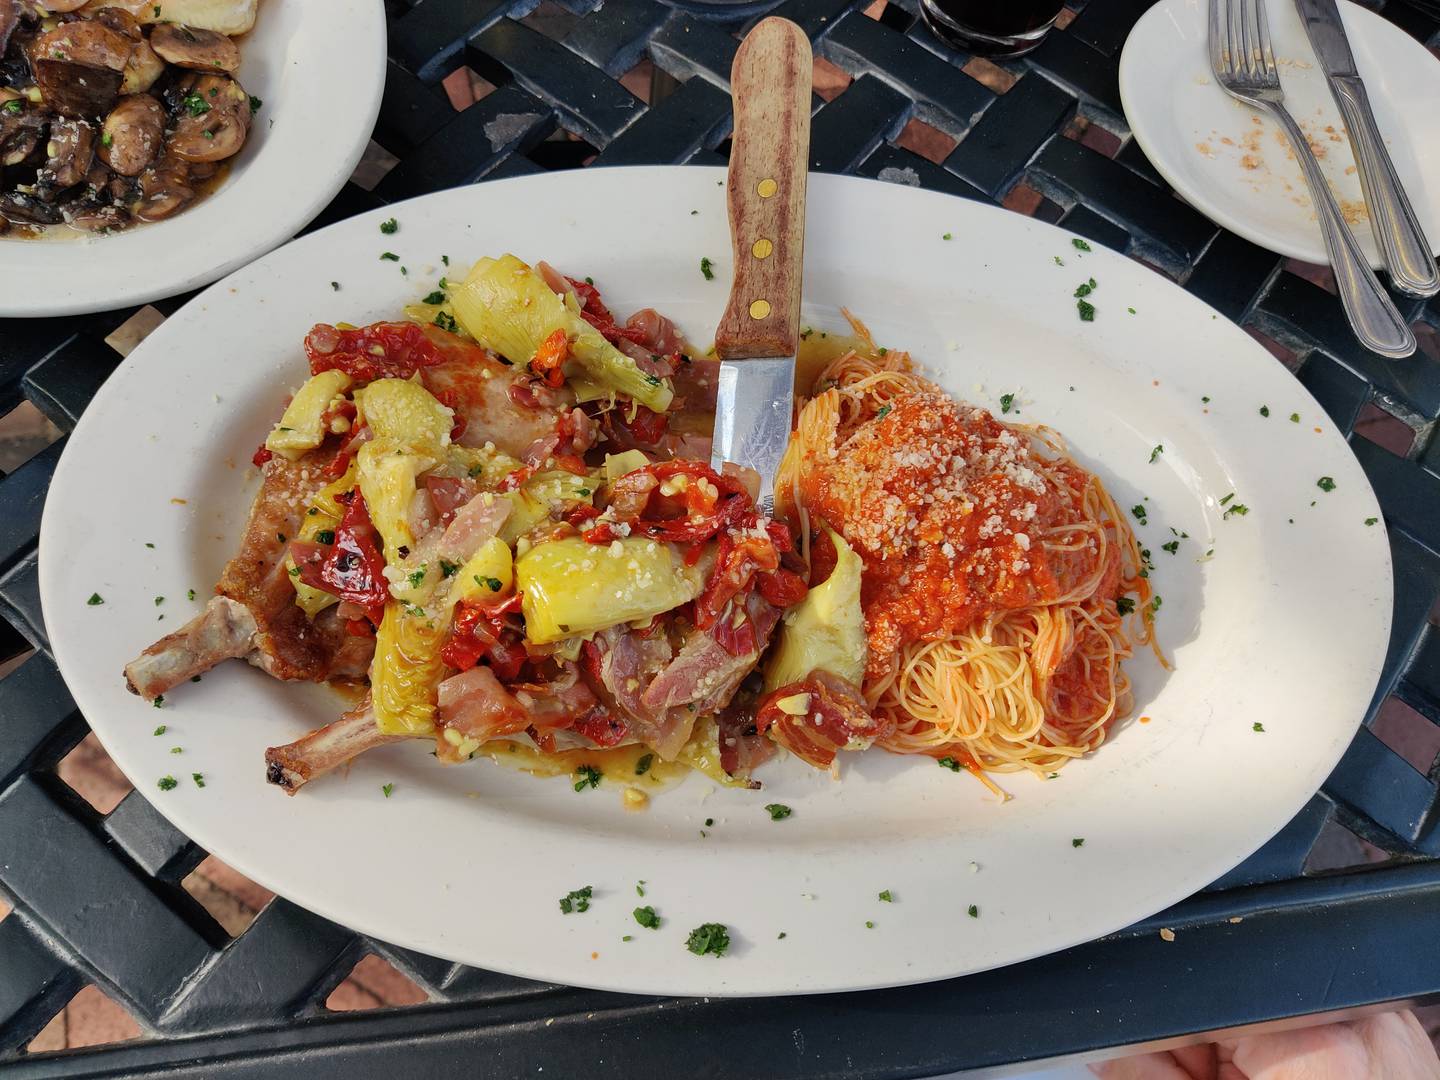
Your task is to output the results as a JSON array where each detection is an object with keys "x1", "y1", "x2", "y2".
[
  {"x1": 305, "y1": 321, "x2": 445, "y2": 382},
  {"x1": 565, "y1": 275, "x2": 649, "y2": 346},
  {"x1": 441, "y1": 594, "x2": 526, "y2": 680},
  {"x1": 252, "y1": 444, "x2": 273, "y2": 467},
  {"x1": 571, "y1": 706, "x2": 629, "y2": 748},
  {"x1": 292, "y1": 490, "x2": 390, "y2": 625},
  {"x1": 585, "y1": 460, "x2": 751, "y2": 545},
  {"x1": 529, "y1": 328, "x2": 569, "y2": 389}
]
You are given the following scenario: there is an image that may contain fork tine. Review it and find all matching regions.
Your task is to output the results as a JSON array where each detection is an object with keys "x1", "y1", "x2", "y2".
[
  {"x1": 1254, "y1": 0, "x2": 1277, "y2": 79},
  {"x1": 1208, "y1": 0, "x2": 1226, "y2": 78},
  {"x1": 1227, "y1": 0, "x2": 1246, "y2": 81}
]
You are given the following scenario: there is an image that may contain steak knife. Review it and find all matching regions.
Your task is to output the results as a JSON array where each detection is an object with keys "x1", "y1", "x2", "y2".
[
  {"x1": 1295, "y1": 0, "x2": 1438, "y2": 297},
  {"x1": 711, "y1": 17, "x2": 812, "y2": 516}
]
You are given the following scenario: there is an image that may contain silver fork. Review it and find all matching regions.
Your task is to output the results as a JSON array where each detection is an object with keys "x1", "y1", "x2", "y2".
[{"x1": 1210, "y1": 0, "x2": 1415, "y2": 358}]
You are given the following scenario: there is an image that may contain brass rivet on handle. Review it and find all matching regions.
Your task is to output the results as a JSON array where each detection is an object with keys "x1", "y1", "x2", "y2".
[
  {"x1": 749, "y1": 299, "x2": 771, "y2": 319},
  {"x1": 756, "y1": 178, "x2": 778, "y2": 198},
  {"x1": 752, "y1": 237, "x2": 773, "y2": 260}
]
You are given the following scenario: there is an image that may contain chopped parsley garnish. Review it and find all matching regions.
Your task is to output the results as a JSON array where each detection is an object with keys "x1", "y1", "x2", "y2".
[
  {"x1": 187, "y1": 589, "x2": 196, "y2": 601},
  {"x1": 145, "y1": 542, "x2": 155, "y2": 548},
  {"x1": 310, "y1": 529, "x2": 334, "y2": 546},
  {"x1": 181, "y1": 91, "x2": 210, "y2": 116},
  {"x1": 1072, "y1": 838, "x2": 1085, "y2": 848},
  {"x1": 1317, "y1": 476, "x2": 1336, "y2": 492},
  {"x1": 778, "y1": 931, "x2": 787, "y2": 939},
  {"x1": 633, "y1": 905, "x2": 661, "y2": 929},
  {"x1": 2, "y1": 100, "x2": 20, "y2": 114},
  {"x1": 635, "y1": 753, "x2": 654, "y2": 776},
  {"x1": 875, "y1": 404, "x2": 891, "y2": 420},
  {"x1": 249, "y1": 95, "x2": 262, "y2": 114},
  {"x1": 382, "y1": 782, "x2": 394, "y2": 797},
  {"x1": 704, "y1": 817, "x2": 714, "y2": 827},
  {"x1": 636, "y1": 880, "x2": 646, "y2": 896},
  {"x1": 439, "y1": 559, "x2": 460, "y2": 578},
  {"x1": 153, "y1": 724, "x2": 167, "y2": 736},
  {"x1": 153, "y1": 696, "x2": 165, "y2": 708},
  {"x1": 1259, "y1": 405, "x2": 1270, "y2": 417},
  {"x1": 1116, "y1": 597, "x2": 1135, "y2": 615},
  {"x1": 1149, "y1": 444, "x2": 1163, "y2": 464},
  {"x1": 1071, "y1": 238, "x2": 1092, "y2": 251},
  {"x1": 1161, "y1": 540, "x2": 1179, "y2": 554},
  {"x1": 1077, "y1": 299, "x2": 1095, "y2": 321},
  {"x1": 685, "y1": 922, "x2": 730, "y2": 957},
  {"x1": 999, "y1": 393, "x2": 1015, "y2": 414},
  {"x1": 276, "y1": 532, "x2": 286, "y2": 543},
  {"x1": 192, "y1": 773, "x2": 205, "y2": 788},
  {"x1": 878, "y1": 890, "x2": 894, "y2": 902},
  {"x1": 422, "y1": 290, "x2": 446, "y2": 305},
  {"x1": 433, "y1": 311, "x2": 460, "y2": 334},
  {"x1": 764, "y1": 803, "x2": 792, "y2": 820},
  {"x1": 1127, "y1": 307, "x2": 1136, "y2": 315},
  {"x1": 1253, "y1": 722, "x2": 1265, "y2": 732},
  {"x1": 865, "y1": 921, "x2": 875, "y2": 929},
  {"x1": 622, "y1": 935, "x2": 633, "y2": 942},
  {"x1": 1365, "y1": 517, "x2": 1378, "y2": 526},
  {"x1": 475, "y1": 575, "x2": 502, "y2": 592},
  {"x1": 87, "y1": 593, "x2": 104, "y2": 606},
  {"x1": 1289, "y1": 412, "x2": 1300, "y2": 423},
  {"x1": 699, "y1": 257, "x2": 714, "y2": 281},
  {"x1": 577, "y1": 488, "x2": 591, "y2": 496},
  {"x1": 559, "y1": 886, "x2": 593, "y2": 914},
  {"x1": 1202, "y1": 396, "x2": 1211, "y2": 404},
  {"x1": 379, "y1": 251, "x2": 399, "y2": 262},
  {"x1": 942, "y1": 232, "x2": 952, "y2": 240},
  {"x1": 574, "y1": 764, "x2": 602, "y2": 791},
  {"x1": 101, "y1": 131, "x2": 113, "y2": 148},
  {"x1": 967, "y1": 905, "x2": 979, "y2": 918},
  {"x1": 407, "y1": 569, "x2": 426, "y2": 588},
  {"x1": 379, "y1": 218, "x2": 398, "y2": 234},
  {"x1": 1131, "y1": 504, "x2": 1147, "y2": 523},
  {"x1": 1223, "y1": 503, "x2": 1249, "y2": 519},
  {"x1": 157, "y1": 776, "x2": 178, "y2": 791},
  {"x1": 644, "y1": 374, "x2": 661, "y2": 386},
  {"x1": 331, "y1": 281, "x2": 340, "y2": 292},
  {"x1": 937, "y1": 756, "x2": 963, "y2": 772},
  {"x1": 1150, "y1": 596, "x2": 1163, "y2": 613},
  {"x1": 1054, "y1": 255, "x2": 1064, "y2": 266},
  {"x1": 1219, "y1": 492, "x2": 1235, "y2": 506},
  {"x1": 442, "y1": 254, "x2": 450, "y2": 266},
  {"x1": 1074, "y1": 278, "x2": 1096, "y2": 298},
  {"x1": 170, "y1": 746, "x2": 182, "y2": 754}
]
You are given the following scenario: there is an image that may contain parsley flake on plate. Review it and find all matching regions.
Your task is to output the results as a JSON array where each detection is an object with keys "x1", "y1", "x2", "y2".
[
  {"x1": 1116, "y1": 597, "x2": 1135, "y2": 615},
  {"x1": 1253, "y1": 722, "x2": 1265, "y2": 732},
  {"x1": 999, "y1": 393, "x2": 1015, "y2": 414},
  {"x1": 967, "y1": 905, "x2": 979, "y2": 918},
  {"x1": 685, "y1": 922, "x2": 730, "y2": 957},
  {"x1": 636, "y1": 880, "x2": 646, "y2": 897},
  {"x1": 1076, "y1": 298, "x2": 1096, "y2": 322},
  {"x1": 422, "y1": 289, "x2": 446, "y2": 305},
  {"x1": 153, "y1": 695, "x2": 165, "y2": 708},
  {"x1": 1149, "y1": 445, "x2": 1163, "y2": 464},
  {"x1": 764, "y1": 803, "x2": 792, "y2": 821},
  {"x1": 937, "y1": 756, "x2": 963, "y2": 772},
  {"x1": 382, "y1": 782, "x2": 394, "y2": 798},
  {"x1": 1072, "y1": 838, "x2": 1085, "y2": 848},
  {"x1": 1259, "y1": 405, "x2": 1270, "y2": 417},
  {"x1": 1317, "y1": 476, "x2": 1336, "y2": 492},
  {"x1": 559, "y1": 886, "x2": 593, "y2": 914},
  {"x1": 157, "y1": 775, "x2": 178, "y2": 791},
  {"x1": 633, "y1": 906, "x2": 661, "y2": 929},
  {"x1": 1161, "y1": 540, "x2": 1179, "y2": 554},
  {"x1": 433, "y1": 311, "x2": 459, "y2": 334},
  {"x1": 878, "y1": 890, "x2": 894, "y2": 902},
  {"x1": 153, "y1": 724, "x2": 166, "y2": 736},
  {"x1": 380, "y1": 218, "x2": 398, "y2": 234},
  {"x1": 635, "y1": 753, "x2": 654, "y2": 776},
  {"x1": 192, "y1": 773, "x2": 205, "y2": 788},
  {"x1": 87, "y1": 593, "x2": 104, "y2": 606},
  {"x1": 1290, "y1": 412, "x2": 1300, "y2": 423},
  {"x1": 379, "y1": 251, "x2": 399, "y2": 262},
  {"x1": 1071, "y1": 238, "x2": 1091, "y2": 251},
  {"x1": 865, "y1": 921, "x2": 875, "y2": 929},
  {"x1": 574, "y1": 764, "x2": 602, "y2": 791},
  {"x1": 1365, "y1": 517, "x2": 1378, "y2": 526},
  {"x1": 942, "y1": 232, "x2": 952, "y2": 240},
  {"x1": 1073, "y1": 277, "x2": 1096, "y2": 298},
  {"x1": 700, "y1": 257, "x2": 714, "y2": 281}
]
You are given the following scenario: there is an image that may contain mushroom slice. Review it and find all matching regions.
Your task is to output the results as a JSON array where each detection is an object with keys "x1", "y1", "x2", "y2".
[
  {"x1": 148, "y1": 23, "x2": 239, "y2": 72},
  {"x1": 0, "y1": 105, "x2": 48, "y2": 167},
  {"x1": 31, "y1": 20, "x2": 134, "y2": 71},
  {"x1": 133, "y1": 149, "x2": 192, "y2": 220},
  {"x1": 120, "y1": 37, "x2": 164, "y2": 93},
  {"x1": 0, "y1": 191, "x2": 64, "y2": 225},
  {"x1": 43, "y1": 0, "x2": 91, "y2": 10},
  {"x1": 166, "y1": 72, "x2": 248, "y2": 162},
  {"x1": 68, "y1": 200, "x2": 129, "y2": 232},
  {"x1": 38, "y1": 116, "x2": 95, "y2": 189},
  {"x1": 0, "y1": 0, "x2": 19, "y2": 57},
  {"x1": 98, "y1": 92, "x2": 162, "y2": 175},
  {"x1": 32, "y1": 58, "x2": 125, "y2": 117}
]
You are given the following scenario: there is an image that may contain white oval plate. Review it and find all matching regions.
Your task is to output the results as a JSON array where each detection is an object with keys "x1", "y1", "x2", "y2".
[
  {"x1": 1119, "y1": 0, "x2": 1440, "y2": 268},
  {"x1": 39, "y1": 167, "x2": 1391, "y2": 996},
  {"x1": 0, "y1": 0, "x2": 385, "y2": 318}
]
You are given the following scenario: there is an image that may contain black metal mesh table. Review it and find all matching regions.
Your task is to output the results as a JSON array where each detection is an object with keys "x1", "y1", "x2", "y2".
[{"x1": 3, "y1": 0, "x2": 1440, "y2": 1075}]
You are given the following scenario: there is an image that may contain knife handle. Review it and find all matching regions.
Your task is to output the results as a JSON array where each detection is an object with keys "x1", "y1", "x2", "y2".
[
  {"x1": 715, "y1": 17, "x2": 812, "y2": 360},
  {"x1": 1330, "y1": 77, "x2": 1439, "y2": 298}
]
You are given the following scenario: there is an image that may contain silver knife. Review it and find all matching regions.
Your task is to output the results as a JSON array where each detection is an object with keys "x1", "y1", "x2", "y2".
[
  {"x1": 711, "y1": 17, "x2": 812, "y2": 516},
  {"x1": 1295, "y1": 0, "x2": 1439, "y2": 297}
]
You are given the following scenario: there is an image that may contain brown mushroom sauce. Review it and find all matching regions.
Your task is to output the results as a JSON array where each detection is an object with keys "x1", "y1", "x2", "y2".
[{"x1": 0, "y1": 0, "x2": 257, "y2": 238}]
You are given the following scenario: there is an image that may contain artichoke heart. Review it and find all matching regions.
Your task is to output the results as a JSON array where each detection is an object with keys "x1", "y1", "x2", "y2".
[
  {"x1": 517, "y1": 536, "x2": 706, "y2": 644},
  {"x1": 371, "y1": 601, "x2": 447, "y2": 736},
  {"x1": 448, "y1": 443, "x2": 523, "y2": 490},
  {"x1": 499, "y1": 470, "x2": 598, "y2": 545},
  {"x1": 451, "y1": 254, "x2": 673, "y2": 413},
  {"x1": 354, "y1": 378, "x2": 453, "y2": 458},
  {"x1": 763, "y1": 527, "x2": 867, "y2": 691},
  {"x1": 356, "y1": 439, "x2": 436, "y2": 566},
  {"x1": 264, "y1": 370, "x2": 352, "y2": 461},
  {"x1": 454, "y1": 537, "x2": 514, "y2": 602}
]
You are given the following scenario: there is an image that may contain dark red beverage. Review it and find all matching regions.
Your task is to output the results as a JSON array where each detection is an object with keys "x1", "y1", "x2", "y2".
[{"x1": 919, "y1": 0, "x2": 1065, "y2": 57}]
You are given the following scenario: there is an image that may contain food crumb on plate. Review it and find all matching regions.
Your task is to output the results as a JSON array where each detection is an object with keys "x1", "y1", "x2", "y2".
[{"x1": 1159, "y1": 928, "x2": 1176, "y2": 942}]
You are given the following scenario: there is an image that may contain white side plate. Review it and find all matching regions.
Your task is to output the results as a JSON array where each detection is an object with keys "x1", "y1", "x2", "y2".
[
  {"x1": 40, "y1": 167, "x2": 1392, "y2": 996},
  {"x1": 1119, "y1": 0, "x2": 1440, "y2": 267},
  {"x1": 0, "y1": 0, "x2": 386, "y2": 317}
]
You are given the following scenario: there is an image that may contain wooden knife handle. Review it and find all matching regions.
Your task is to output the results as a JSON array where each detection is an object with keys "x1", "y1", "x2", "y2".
[{"x1": 714, "y1": 17, "x2": 811, "y2": 360}]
